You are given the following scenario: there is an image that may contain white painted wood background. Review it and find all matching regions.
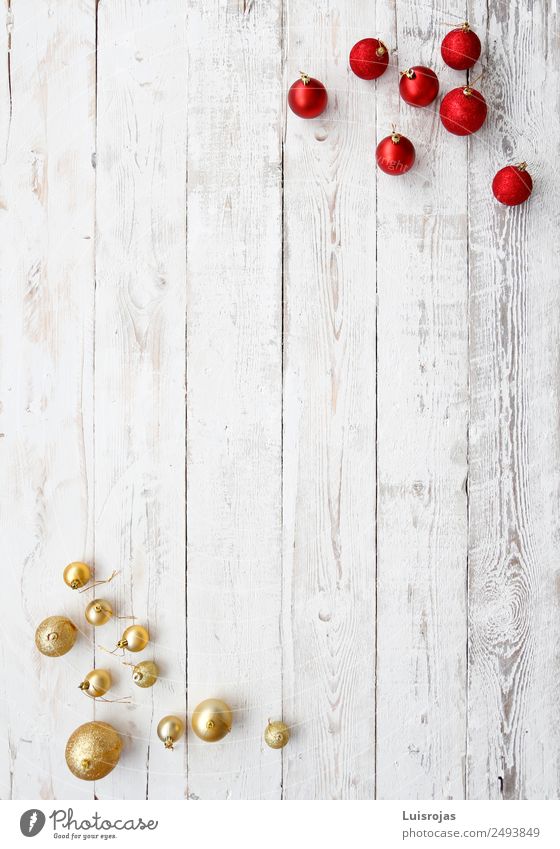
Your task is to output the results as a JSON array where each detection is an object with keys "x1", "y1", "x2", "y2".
[{"x1": 0, "y1": 0, "x2": 558, "y2": 800}]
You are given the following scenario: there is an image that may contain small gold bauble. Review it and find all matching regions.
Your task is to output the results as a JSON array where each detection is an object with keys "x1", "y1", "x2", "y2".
[
  {"x1": 191, "y1": 699, "x2": 233, "y2": 742},
  {"x1": 79, "y1": 668, "x2": 112, "y2": 698},
  {"x1": 132, "y1": 660, "x2": 159, "y2": 688},
  {"x1": 264, "y1": 720, "x2": 290, "y2": 749},
  {"x1": 117, "y1": 624, "x2": 149, "y2": 652},
  {"x1": 85, "y1": 598, "x2": 113, "y2": 627},
  {"x1": 63, "y1": 561, "x2": 91, "y2": 590},
  {"x1": 157, "y1": 715, "x2": 184, "y2": 750},
  {"x1": 65, "y1": 721, "x2": 122, "y2": 781},
  {"x1": 35, "y1": 616, "x2": 77, "y2": 657}
]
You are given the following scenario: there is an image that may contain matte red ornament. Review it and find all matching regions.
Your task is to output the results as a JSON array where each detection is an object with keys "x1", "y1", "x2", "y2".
[
  {"x1": 441, "y1": 23, "x2": 481, "y2": 70},
  {"x1": 399, "y1": 66, "x2": 439, "y2": 107},
  {"x1": 439, "y1": 86, "x2": 487, "y2": 135},
  {"x1": 288, "y1": 72, "x2": 328, "y2": 119},
  {"x1": 492, "y1": 163, "x2": 533, "y2": 206},
  {"x1": 376, "y1": 130, "x2": 415, "y2": 175},
  {"x1": 349, "y1": 38, "x2": 389, "y2": 80}
]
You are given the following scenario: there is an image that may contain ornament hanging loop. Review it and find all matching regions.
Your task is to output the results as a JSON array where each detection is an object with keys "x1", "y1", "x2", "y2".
[{"x1": 78, "y1": 569, "x2": 119, "y2": 593}]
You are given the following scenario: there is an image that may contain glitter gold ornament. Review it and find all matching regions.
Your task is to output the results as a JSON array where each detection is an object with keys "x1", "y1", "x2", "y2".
[
  {"x1": 65, "y1": 721, "x2": 122, "y2": 781},
  {"x1": 117, "y1": 624, "x2": 149, "y2": 652},
  {"x1": 157, "y1": 715, "x2": 184, "y2": 750},
  {"x1": 131, "y1": 660, "x2": 159, "y2": 688},
  {"x1": 63, "y1": 561, "x2": 91, "y2": 590},
  {"x1": 78, "y1": 668, "x2": 112, "y2": 698},
  {"x1": 35, "y1": 616, "x2": 77, "y2": 657},
  {"x1": 85, "y1": 599, "x2": 113, "y2": 626},
  {"x1": 191, "y1": 699, "x2": 233, "y2": 742},
  {"x1": 264, "y1": 719, "x2": 290, "y2": 750}
]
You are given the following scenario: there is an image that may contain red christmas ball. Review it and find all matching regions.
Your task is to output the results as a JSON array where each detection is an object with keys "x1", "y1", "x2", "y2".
[
  {"x1": 492, "y1": 163, "x2": 533, "y2": 206},
  {"x1": 399, "y1": 66, "x2": 439, "y2": 107},
  {"x1": 376, "y1": 131, "x2": 415, "y2": 175},
  {"x1": 349, "y1": 38, "x2": 389, "y2": 80},
  {"x1": 288, "y1": 73, "x2": 328, "y2": 119},
  {"x1": 441, "y1": 23, "x2": 481, "y2": 70},
  {"x1": 440, "y1": 86, "x2": 487, "y2": 135}
]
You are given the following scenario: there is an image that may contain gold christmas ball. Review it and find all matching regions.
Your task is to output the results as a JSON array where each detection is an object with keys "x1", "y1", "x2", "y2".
[
  {"x1": 79, "y1": 668, "x2": 112, "y2": 698},
  {"x1": 191, "y1": 699, "x2": 233, "y2": 742},
  {"x1": 132, "y1": 660, "x2": 159, "y2": 688},
  {"x1": 65, "y1": 721, "x2": 122, "y2": 781},
  {"x1": 264, "y1": 720, "x2": 290, "y2": 749},
  {"x1": 85, "y1": 599, "x2": 113, "y2": 627},
  {"x1": 35, "y1": 616, "x2": 77, "y2": 657},
  {"x1": 117, "y1": 624, "x2": 149, "y2": 652},
  {"x1": 63, "y1": 561, "x2": 91, "y2": 590},
  {"x1": 157, "y1": 715, "x2": 184, "y2": 750}
]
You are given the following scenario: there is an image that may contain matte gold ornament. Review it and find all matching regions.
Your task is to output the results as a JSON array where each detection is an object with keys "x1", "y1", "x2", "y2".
[
  {"x1": 85, "y1": 599, "x2": 113, "y2": 626},
  {"x1": 35, "y1": 616, "x2": 77, "y2": 657},
  {"x1": 65, "y1": 721, "x2": 122, "y2": 781},
  {"x1": 264, "y1": 719, "x2": 290, "y2": 749},
  {"x1": 117, "y1": 624, "x2": 149, "y2": 652},
  {"x1": 79, "y1": 668, "x2": 112, "y2": 698},
  {"x1": 131, "y1": 660, "x2": 159, "y2": 688},
  {"x1": 157, "y1": 715, "x2": 184, "y2": 750},
  {"x1": 63, "y1": 561, "x2": 91, "y2": 590},
  {"x1": 191, "y1": 699, "x2": 233, "y2": 742}
]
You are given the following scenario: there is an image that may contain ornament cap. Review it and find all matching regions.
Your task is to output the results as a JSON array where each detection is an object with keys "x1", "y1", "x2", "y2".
[
  {"x1": 376, "y1": 42, "x2": 387, "y2": 57},
  {"x1": 79, "y1": 680, "x2": 90, "y2": 691},
  {"x1": 391, "y1": 131, "x2": 401, "y2": 144},
  {"x1": 299, "y1": 71, "x2": 311, "y2": 85},
  {"x1": 117, "y1": 639, "x2": 128, "y2": 648},
  {"x1": 462, "y1": 21, "x2": 471, "y2": 31},
  {"x1": 517, "y1": 161, "x2": 528, "y2": 171},
  {"x1": 401, "y1": 68, "x2": 415, "y2": 79}
]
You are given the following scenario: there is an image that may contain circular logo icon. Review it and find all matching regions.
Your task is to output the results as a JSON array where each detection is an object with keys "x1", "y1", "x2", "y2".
[{"x1": 19, "y1": 810, "x2": 46, "y2": 837}]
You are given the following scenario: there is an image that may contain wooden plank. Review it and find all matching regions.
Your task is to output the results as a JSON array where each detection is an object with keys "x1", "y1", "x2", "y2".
[
  {"x1": 185, "y1": 0, "x2": 283, "y2": 800},
  {"x1": 0, "y1": 0, "x2": 95, "y2": 799},
  {"x1": 282, "y1": 0, "x2": 377, "y2": 799},
  {"x1": 375, "y1": 1, "x2": 469, "y2": 798},
  {"x1": 467, "y1": 0, "x2": 560, "y2": 799},
  {"x1": 94, "y1": 0, "x2": 187, "y2": 800}
]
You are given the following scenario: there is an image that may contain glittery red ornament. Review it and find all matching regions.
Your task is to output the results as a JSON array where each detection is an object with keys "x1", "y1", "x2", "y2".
[
  {"x1": 288, "y1": 73, "x2": 328, "y2": 119},
  {"x1": 376, "y1": 131, "x2": 415, "y2": 175},
  {"x1": 441, "y1": 23, "x2": 481, "y2": 70},
  {"x1": 399, "y1": 66, "x2": 439, "y2": 107},
  {"x1": 349, "y1": 38, "x2": 389, "y2": 80},
  {"x1": 440, "y1": 86, "x2": 487, "y2": 135},
  {"x1": 492, "y1": 163, "x2": 533, "y2": 206}
]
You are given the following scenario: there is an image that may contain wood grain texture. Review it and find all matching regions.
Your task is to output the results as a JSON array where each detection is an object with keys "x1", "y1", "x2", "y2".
[
  {"x1": 282, "y1": 0, "x2": 377, "y2": 799},
  {"x1": 467, "y1": 0, "x2": 560, "y2": 800},
  {"x1": 94, "y1": 0, "x2": 187, "y2": 800},
  {"x1": 0, "y1": 0, "x2": 96, "y2": 799},
  {"x1": 185, "y1": 0, "x2": 283, "y2": 800},
  {"x1": 375, "y1": 1, "x2": 469, "y2": 799}
]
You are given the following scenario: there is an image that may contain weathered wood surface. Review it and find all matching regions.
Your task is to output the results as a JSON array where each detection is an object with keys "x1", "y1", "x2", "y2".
[{"x1": 1, "y1": 0, "x2": 558, "y2": 800}]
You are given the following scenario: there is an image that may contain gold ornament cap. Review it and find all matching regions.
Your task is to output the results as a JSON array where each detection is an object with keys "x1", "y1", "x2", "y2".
[
  {"x1": 191, "y1": 698, "x2": 233, "y2": 743},
  {"x1": 63, "y1": 561, "x2": 91, "y2": 590},
  {"x1": 79, "y1": 668, "x2": 112, "y2": 698},
  {"x1": 264, "y1": 719, "x2": 290, "y2": 750},
  {"x1": 35, "y1": 616, "x2": 77, "y2": 657},
  {"x1": 117, "y1": 624, "x2": 149, "y2": 652},
  {"x1": 65, "y1": 721, "x2": 122, "y2": 781},
  {"x1": 157, "y1": 715, "x2": 184, "y2": 750},
  {"x1": 85, "y1": 599, "x2": 113, "y2": 627},
  {"x1": 132, "y1": 660, "x2": 159, "y2": 688}
]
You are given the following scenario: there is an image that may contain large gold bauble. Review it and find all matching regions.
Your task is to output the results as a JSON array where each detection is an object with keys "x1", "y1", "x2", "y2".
[
  {"x1": 117, "y1": 624, "x2": 149, "y2": 652},
  {"x1": 264, "y1": 720, "x2": 290, "y2": 749},
  {"x1": 132, "y1": 660, "x2": 159, "y2": 688},
  {"x1": 65, "y1": 721, "x2": 122, "y2": 781},
  {"x1": 35, "y1": 616, "x2": 77, "y2": 657},
  {"x1": 79, "y1": 668, "x2": 112, "y2": 698},
  {"x1": 85, "y1": 599, "x2": 113, "y2": 626},
  {"x1": 157, "y1": 715, "x2": 184, "y2": 750},
  {"x1": 191, "y1": 699, "x2": 233, "y2": 742},
  {"x1": 63, "y1": 561, "x2": 91, "y2": 590}
]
